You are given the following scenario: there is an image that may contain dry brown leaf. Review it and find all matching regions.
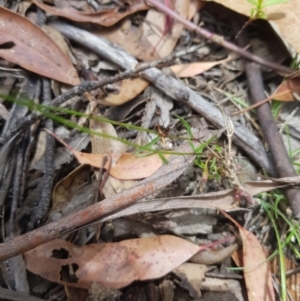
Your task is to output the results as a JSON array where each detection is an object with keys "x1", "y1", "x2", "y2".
[
  {"x1": 73, "y1": 151, "x2": 169, "y2": 180},
  {"x1": 0, "y1": 7, "x2": 80, "y2": 85},
  {"x1": 24, "y1": 235, "x2": 200, "y2": 289},
  {"x1": 170, "y1": 58, "x2": 229, "y2": 78},
  {"x1": 271, "y1": 78, "x2": 300, "y2": 101},
  {"x1": 241, "y1": 180, "x2": 290, "y2": 195},
  {"x1": 42, "y1": 25, "x2": 75, "y2": 64},
  {"x1": 113, "y1": 153, "x2": 171, "y2": 179},
  {"x1": 204, "y1": 0, "x2": 300, "y2": 54},
  {"x1": 190, "y1": 244, "x2": 238, "y2": 265},
  {"x1": 47, "y1": 130, "x2": 168, "y2": 180},
  {"x1": 173, "y1": 263, "x2": 207, "y2": 299},
  {"x1": 32, "y1": 0, "x2": 149, "y2": 27},
  {"x1": 221, "y1": 210, "x2": 275, "y2": 301},
  {"x1": 100, "y1": 77, "x2": 149, "y2": 106},
  {"x1": 51, "y1": 165, "x2": 94, "y2": 221}
]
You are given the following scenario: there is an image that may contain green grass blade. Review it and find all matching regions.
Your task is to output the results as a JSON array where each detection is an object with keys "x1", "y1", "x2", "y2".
[
  {"x1": 261, "y1": 202, "x2": 286, "y2": 301},
  {"x1": 175, "y1": 114, "x2": 193, "y2": 138},
  {"x1": 262, "y1": 0, "x2": 289, "y2": 7}
]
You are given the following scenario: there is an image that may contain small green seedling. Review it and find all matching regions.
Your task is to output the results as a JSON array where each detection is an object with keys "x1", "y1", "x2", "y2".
[
  {"x1": 247, "y1": 0, "x2": 290, "y2": 20},
  {"x1": 236, "y1": 0, "x2": 290, "y2": 39}
]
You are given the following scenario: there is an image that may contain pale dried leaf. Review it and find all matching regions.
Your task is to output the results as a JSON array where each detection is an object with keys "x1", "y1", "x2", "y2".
[
  {"x1": 221, "y1": 211, "x2": 275, "y2": 301},
  {"x1": 170, "y1": 59, "x2": 228, "y2": 78},
  {"x1": 99, "y1": 78, "x2": 149, "y2": 106}
]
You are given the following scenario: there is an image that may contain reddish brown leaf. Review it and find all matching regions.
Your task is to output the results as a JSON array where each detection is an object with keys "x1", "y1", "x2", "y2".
[
  {"x1": 220, "y1": 210, "x2": 275, "y2": 301},
  {"x1": 271, "y1": 78, "x2": 300, "y2": 101},
  {"x1": 24, "y1": 236, "x2": 200, "y2": 289},
  {"x1": 0, "y1": 7, "x2": 80, "y2": 85},
  {"x1": 32, "y1": 0, "x2": 149, "y2": 27}
]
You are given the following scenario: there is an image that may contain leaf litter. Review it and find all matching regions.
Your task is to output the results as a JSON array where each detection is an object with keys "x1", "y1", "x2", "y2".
[
  {"x1": 0, "y1": 7, "x2": 80, "y2": 85},
  {"x1": 0, "y1": 0, "x2": 299, "y2": 300}
]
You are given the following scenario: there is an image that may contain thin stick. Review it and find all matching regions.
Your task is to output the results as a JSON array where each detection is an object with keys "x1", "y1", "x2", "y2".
[
  {"x1": 146, "y1": 0, "x2": 293, "y2": 75},
  {"x1": 235, "y1": 22, "x2": 300, "y2": 218}
]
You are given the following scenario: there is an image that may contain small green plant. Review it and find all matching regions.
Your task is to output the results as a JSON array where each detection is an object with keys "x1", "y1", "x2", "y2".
[
  {"x1": 247, "y1": 0, "x2": 290, "y2": 20},
  {"x1": 175, "y1": 115, "x2": 227, "y2": 185},
  {"x1": 235, "y1": 0, "x2": 289, "y2": 39}
]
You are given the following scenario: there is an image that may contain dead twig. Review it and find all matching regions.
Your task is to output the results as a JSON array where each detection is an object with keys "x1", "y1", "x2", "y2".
[{"x1": 236, "y1": 25, "x2": 300, "y2": 218}]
